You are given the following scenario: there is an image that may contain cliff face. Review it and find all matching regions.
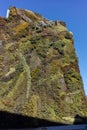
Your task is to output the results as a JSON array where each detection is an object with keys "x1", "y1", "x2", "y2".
[{"x1": 0, "y1": 7, "x2": 87, "y2": 124}]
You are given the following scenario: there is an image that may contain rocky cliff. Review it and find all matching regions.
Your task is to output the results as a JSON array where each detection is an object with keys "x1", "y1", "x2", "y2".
[{"x1": 0, "y1": 6, "x2": 87, "y2": 125}]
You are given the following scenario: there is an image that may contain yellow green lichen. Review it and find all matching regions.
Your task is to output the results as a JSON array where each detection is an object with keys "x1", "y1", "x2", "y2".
[{"x1": 0, "y1": 6, "x2": 86, "y2": 125}]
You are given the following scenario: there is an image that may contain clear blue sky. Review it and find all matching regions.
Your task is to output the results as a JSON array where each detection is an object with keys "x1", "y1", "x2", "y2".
[{"x1": 0, "y1": 0, "x2": 87, "y2": 95}]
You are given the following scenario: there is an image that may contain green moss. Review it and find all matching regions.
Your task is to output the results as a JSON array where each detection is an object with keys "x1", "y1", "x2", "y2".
[
  {"x1": 0, "y1": 7, "x2": 86, "y2": 123},
  {"x1": 31, "y1": 67, "x2": 41, "y2": 79},
  {"x1": 64, "y1": 68, "x2": 83, "y2": 92},
  {"x1": 16, "y1": 63, "x2": 24, "y2": 73},
  {"x1": 35, "y1": 39, "x2": 50, "y2": 58},
  {"x1": 50, "y1": 60, "x2": 62, "y2": 74},
  {"x1": 5, "y1": 43, "x2": 13, "y2": 50},
  {"x1": 0, "y1": 81, "x2": 12, "y2": 96},
  {"x1": 52, "y1": 41, "x2": 65, "y2": 56},
  {"x1": 22, "y1": 95, "x2": 40, "y2": 117},
  {"x1": 16, "y1": 49, "x2": 31, "y2": 99},
  {"x1": 46, "y1": 105, "x2": 56, "y2": 121},
  {"x1": 7, "y1": 72, "x2": 24, "y2": 98}
]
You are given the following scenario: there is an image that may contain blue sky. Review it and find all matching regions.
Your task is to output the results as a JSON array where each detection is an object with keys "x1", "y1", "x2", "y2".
[{"x1": 0, "y1": 0, "x2": 87, "y2": 95}]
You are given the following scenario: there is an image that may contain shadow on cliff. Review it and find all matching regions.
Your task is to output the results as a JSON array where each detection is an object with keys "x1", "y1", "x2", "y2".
[
  {"x1": 74, "y1": 114, "x2": 87, "y2": 125},
  {"x1": 0, "y1": 110, "x2": 65, "y2": 129},
  {"x1": 0, "y1": 111, "x2": 87, "y2": 128}
]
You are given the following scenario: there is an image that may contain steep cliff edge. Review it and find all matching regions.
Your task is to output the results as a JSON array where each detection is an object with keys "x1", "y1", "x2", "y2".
[{"x1": 0, "y1": 6, "x2": 87, "y2": 125}]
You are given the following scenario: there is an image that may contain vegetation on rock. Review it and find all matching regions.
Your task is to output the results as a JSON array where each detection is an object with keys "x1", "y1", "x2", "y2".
[{"x1": 0, "y1": 6, "x2": 87, "y2": 125}]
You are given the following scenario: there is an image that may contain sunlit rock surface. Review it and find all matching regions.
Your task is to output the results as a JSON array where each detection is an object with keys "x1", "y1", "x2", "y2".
[{"x1": 0, "y1": 6, "x2": 87, "y2": 125}]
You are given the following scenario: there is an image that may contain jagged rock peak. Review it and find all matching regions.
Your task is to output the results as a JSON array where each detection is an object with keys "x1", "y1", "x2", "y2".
[{"x1": 7, "y1": 6, "x2": 67, "y2": 27}]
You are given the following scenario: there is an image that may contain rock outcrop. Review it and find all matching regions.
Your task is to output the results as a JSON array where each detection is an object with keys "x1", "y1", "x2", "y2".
[{"x1": 0, "y1": 6, "x2": 87, "y2": 125}]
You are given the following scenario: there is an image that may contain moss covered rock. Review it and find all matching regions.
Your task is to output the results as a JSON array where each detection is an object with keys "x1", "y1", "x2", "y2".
[{"x1": 0, "y1": 6, "x2": 87, "y2": 125}]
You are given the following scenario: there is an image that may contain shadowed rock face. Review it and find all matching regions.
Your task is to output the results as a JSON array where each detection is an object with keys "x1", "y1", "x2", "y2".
[
  {"x1": 0, "y1": 111, "x2": 87, "y2": 128},
  {"x1": 0, "y1": 6, "x2": 87, "y2": 125}
]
